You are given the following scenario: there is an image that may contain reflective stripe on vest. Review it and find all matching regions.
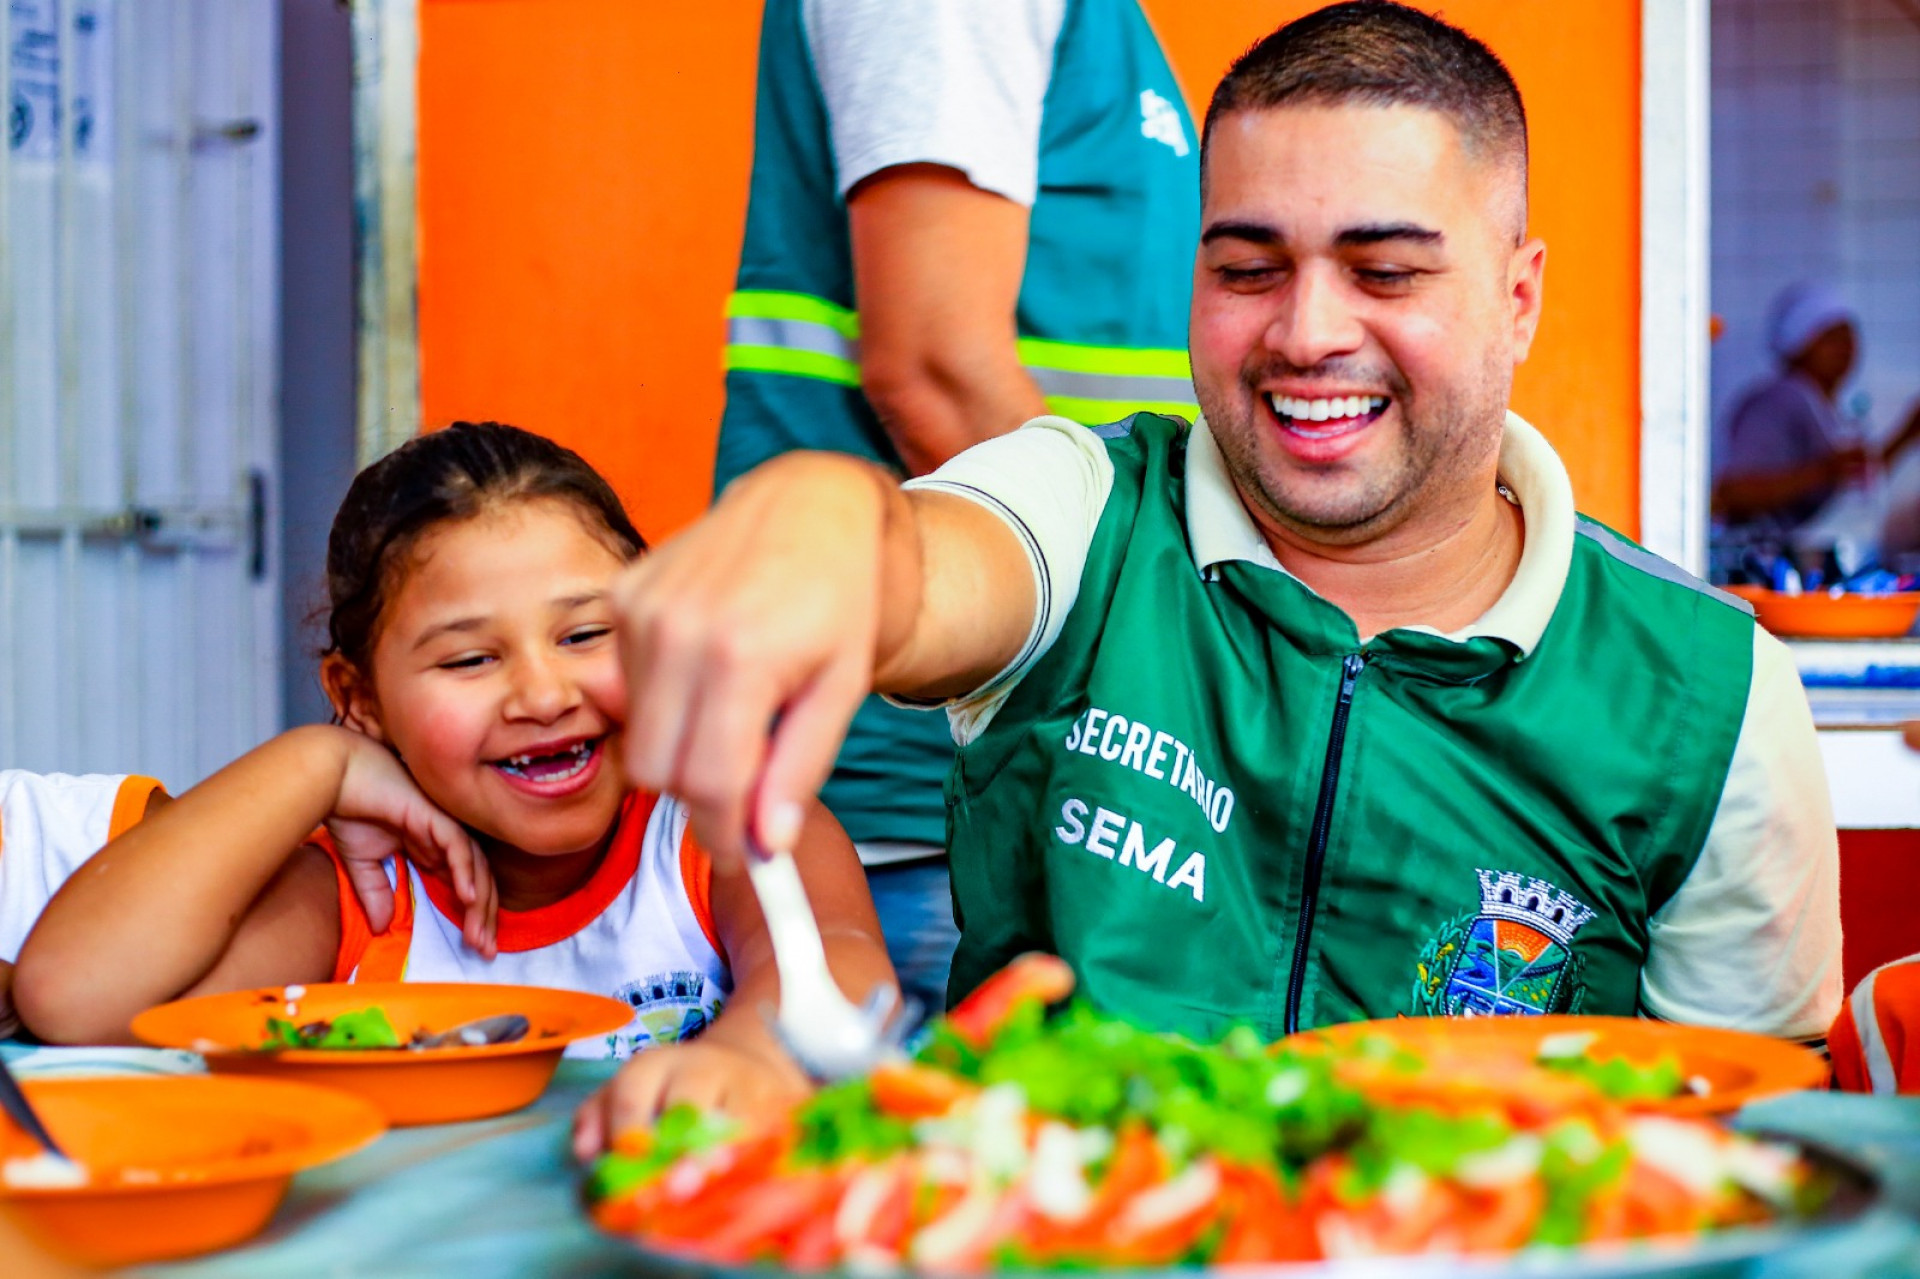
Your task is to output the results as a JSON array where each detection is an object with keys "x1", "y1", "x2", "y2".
[{"x1": 724, "y1": 290, "x2": 1197, "y2": 423}]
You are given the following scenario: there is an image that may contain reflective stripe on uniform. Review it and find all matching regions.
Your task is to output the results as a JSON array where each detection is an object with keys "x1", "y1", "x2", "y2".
[
  {"x1": 725, "y1": 290, "x2": 861, "y2": 386},
  {"x1": 724, "y1": 290, "x2": 1196, "y2": 422}
]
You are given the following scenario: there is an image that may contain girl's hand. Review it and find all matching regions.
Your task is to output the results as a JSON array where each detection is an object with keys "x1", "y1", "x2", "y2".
[
  {"x1": 570, "y1": 1039, "x2": 809, "y2": 1160},
  {"x1": 329, "y1": 736, "x2": 498, "y2": 957}
]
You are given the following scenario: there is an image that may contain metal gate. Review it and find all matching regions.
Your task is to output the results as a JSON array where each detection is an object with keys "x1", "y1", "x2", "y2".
[{"x1": 1, "y1": 0, "x2": 279, "y2": 788}]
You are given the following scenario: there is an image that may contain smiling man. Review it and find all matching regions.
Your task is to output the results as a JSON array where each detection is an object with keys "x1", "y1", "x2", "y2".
[{"x1": 614, "y1": 2, "x2": 1840, "y2": 1040}]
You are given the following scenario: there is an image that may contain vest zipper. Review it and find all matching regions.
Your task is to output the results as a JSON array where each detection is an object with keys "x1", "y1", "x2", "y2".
[{"x1": 1283, "y1": 650, "x2": 1367, "y2": 1035}]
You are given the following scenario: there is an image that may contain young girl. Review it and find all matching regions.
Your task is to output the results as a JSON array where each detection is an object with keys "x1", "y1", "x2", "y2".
[{"x1": 12, "y1": 422, "x2": 895, "y2": 1129}]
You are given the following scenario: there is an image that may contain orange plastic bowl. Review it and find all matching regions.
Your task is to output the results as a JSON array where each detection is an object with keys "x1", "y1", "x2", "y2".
[
  {"x1": 1288, "y1": 1014, "x2": 1829, "y2": 1117},
  {"x1": 131, "y1": 982, "x2": 634, "y2": 1126},
  {"x1": 0, "y1": 1074, "x2": 384, "y2": 1266},
  {"x1": 1724, "y1": 584, "x2": 1920, "y2": 638}
]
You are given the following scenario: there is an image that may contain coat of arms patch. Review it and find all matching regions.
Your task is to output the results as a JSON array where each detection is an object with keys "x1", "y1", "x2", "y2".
[{"x1": 1412, "y1": 868, "x2": 1596, "y2": 1016}]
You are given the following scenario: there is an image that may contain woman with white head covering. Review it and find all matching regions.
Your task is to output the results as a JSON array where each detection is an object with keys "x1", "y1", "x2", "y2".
[{"x1": 1712, "y1": 281, "x2": 1866, "y2": 535}]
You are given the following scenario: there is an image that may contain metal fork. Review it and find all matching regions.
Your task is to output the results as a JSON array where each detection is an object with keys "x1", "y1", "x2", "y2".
[{"x1": 744, "y1": 838, "x2": 917, "y2": 1081}]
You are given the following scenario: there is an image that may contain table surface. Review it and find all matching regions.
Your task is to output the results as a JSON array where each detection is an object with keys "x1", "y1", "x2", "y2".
[
  {"x1": 139, "y1": 1060, "x2": 635, "y2": 1279},
  {"x1": 9, "y1": 1048, "x2": 1920, "y2": 1278}
]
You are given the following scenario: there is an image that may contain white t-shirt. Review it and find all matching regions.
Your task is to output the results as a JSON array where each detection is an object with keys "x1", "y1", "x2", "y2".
[
  {"x1": 904, "y1": 415, "x2": 1844, "y2": 1040},
  {"x1": 803, "y1": 0, "x2": 1069, "y2": 205},
  {"x1": 0, "y1": 770, "x2": 165, "y2": 963},
  {"x1": 325, "y1": 791, "x2": 730, "y2": 1061}
]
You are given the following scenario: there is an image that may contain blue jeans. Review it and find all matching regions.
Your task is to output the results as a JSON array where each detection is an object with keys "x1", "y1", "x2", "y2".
[{"x1": 863, "y1": 857, "x2": 961, "y2": 1018}]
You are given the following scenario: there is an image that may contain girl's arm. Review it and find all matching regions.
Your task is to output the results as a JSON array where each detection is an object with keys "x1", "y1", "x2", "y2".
[
  {"x1": 12, "y1": 724, "x2": 490, "y2": 1044},
  {"x1": 573, "y1": 800, "x2": 897, "y2": 1156}
]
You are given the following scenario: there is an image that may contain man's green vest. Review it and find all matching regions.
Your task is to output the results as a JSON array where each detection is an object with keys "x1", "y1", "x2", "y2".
[
  {"x1": 717, "y1": 0, "x2": 1200, "y2": 847},
  {"x1": 947, "y1": 414, "x2": 1757, "y2": 1037}
]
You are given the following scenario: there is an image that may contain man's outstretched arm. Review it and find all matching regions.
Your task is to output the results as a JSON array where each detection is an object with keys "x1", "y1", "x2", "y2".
[{"x1": 612, "y1": 451, "x2": 1037, "y2": 865}]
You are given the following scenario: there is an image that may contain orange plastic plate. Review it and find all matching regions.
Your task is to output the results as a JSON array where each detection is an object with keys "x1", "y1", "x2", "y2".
[
  {"x1": 0, "y1": 1074, "x2": 384, "y2": 1267},
  {"x1": 131, "y1": 982, "x2": 633, "y2": 1126},
  {"x1": 1288, "y1": 1014, "x2": 1829, "y2": 1116},
  {"x1": 1724, "y1": 584, "x2": 1920, "y2": 638}
]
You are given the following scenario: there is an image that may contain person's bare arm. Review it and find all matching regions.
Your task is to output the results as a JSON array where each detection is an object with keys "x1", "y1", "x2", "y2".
[
  {"x1": 0, "y1": 789, "x2": 172, "y2": 1040},
  {"x1": 615, "y1": 452, "x2": 1035, "y2": 865},
  {"x1": 0, "y1": 960, "x2": 17, "y2": 1040},
  {"x1": 571, "y1": 800, "x2": 894, "y2": 1155},
  {"x1": 1881, "y1": 397, "x2": 1920, "y2": 471},
  {"x1": 1712, "y1": 446, "x2": 1865, "y2": 524},
  {"x1": 850, "y1": 165, "x2": 1047, "y2": 476},
  {"x1": 13, "y1": 725, "x2": 491, "y2": 1043}
]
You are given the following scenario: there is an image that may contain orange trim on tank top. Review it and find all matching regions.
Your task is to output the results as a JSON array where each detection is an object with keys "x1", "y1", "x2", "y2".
[
  {"x1": 353, "y1": 870, "x2": 415, "y2": 981},
  {"x1": 680, "y1": 830, "x2": 724, "y2": 961},
  {"x1": 414, "y1": 790, "x2": 661, "y2": 953},
  {"x1": 320, "y1": 830, "x2": 416, "y2": 983},
  {"x1": 107, "y1": 776, "x2": 166, "y2": 841}
]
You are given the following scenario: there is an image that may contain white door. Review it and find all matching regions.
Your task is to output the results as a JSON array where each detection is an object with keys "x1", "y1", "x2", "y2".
[{"x1": 2, "y1": 0, "x2": 279, "y2": 788}]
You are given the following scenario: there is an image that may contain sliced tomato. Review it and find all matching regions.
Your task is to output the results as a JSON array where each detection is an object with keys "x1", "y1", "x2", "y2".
[
  {"x1": 946, "y1": 952, "x2": 1076, "y2": 1048},
  {"x1": 911, "y1": 1179, "x2": 969, "y2": 1233},
  {"x1": 1109, "y1": 1162, "x2": 1225, "y2": 1266},
  {"x1": 833, "y1": 1159, "x2": 916, "y2": 1255},
  {"x1": 1307, "y1": 1159, "x2": 1464, "y2": 1258},
  {"x1": 698, "y1": 1170, "x2": 845, "y2": 1264},
  {"x1": 642, "y1": 1134, "x2": 793, "y2": 1243},
  {"x1": 1584, "y1": 1178, "x2": 1631, "y2": 1242},
  {"x1": 866, "y1": 1167, "x2": 914, "y2": 1250},
  {"x1": 1616, "y1": 1161, "x2": 1706, "y2": 1238},
  {"x1": 1214, "y1": 1161, "x2": 1319, "y2": 1264},
  {"x1": 1021, "y1": 1121, "x2": 1165, "y2": 1261},
  {"x1": 590, "y1": 1191, "x2": 651, "y2": 1236},
  {"x1": 783, "y1": 1173, "x2": 853, "y2": 1270},
  {"x1": 784, "y1": 1212, "x2": 840, "y2": 1271},
  {"x1": 908, "y1": 1183, "x2": 1021, "y2": 1272},
  {"x1": 1458, "y1": 1177, "x2": 1545, "y2": 1252},
  {"x1": 1367, "y1": 1176, "x2": 1462, "y2": 1254},
  {"x1": 869, "y1": 1061, "x2": 977, "y2": 1118}
]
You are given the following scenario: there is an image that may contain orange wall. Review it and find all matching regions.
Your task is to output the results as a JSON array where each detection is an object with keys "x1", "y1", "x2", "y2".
[
  {"x1": 418, "y1": 2, "x2": 1641, "y2": 542},
  {"x1": 417, "y1": 1, "x2": 763, "y2": 544}
]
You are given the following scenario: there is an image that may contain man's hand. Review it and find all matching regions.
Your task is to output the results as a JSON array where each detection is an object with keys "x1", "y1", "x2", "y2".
[
  {"x1": 612, "y1": 453, "x2": 1040, "y2": 866},
  {"x1": 614, "y1": 453, "x2": 904, "y2": 866},
  {"x1": 330, "y1": 733, "x2": 496, "y2": 956}
]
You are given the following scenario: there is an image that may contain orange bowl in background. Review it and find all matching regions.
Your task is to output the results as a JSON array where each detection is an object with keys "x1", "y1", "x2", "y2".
[
  {"x1": 0, "y1": 1075, "x2": 384, "y2": 1267},
  {"x1": 131, "y1": 982, "x2": 634, "y2": 1126},
  {"x1": 1287, "y1": 1014, "x2": 1829, "y2": 1117},
  {"x1": 1724, "y1": 585, "x2": 1920, "y2": 639}
]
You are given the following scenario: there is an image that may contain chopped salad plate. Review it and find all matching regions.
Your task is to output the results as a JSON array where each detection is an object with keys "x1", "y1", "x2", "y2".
[{"x1": 588, "y1": 957, "x2": 1893, "y2": 1276}]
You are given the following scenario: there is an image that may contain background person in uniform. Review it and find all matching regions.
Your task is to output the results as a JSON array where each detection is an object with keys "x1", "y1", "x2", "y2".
[
  {"x1": 713, "y1": 0, "x2": 1200, "y2": 1012},
  {"x1": 1713, "y1": 282, "x2": 1920, "y2": 541},
  {"x1": 615, "y1": 1, "x2": 1840, "y2": 1040}
]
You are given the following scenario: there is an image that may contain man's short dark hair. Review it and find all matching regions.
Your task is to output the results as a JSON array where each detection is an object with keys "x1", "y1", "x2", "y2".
[{"x1": 1202, "y1": 2, "x2": 1527, "y2": 227}]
